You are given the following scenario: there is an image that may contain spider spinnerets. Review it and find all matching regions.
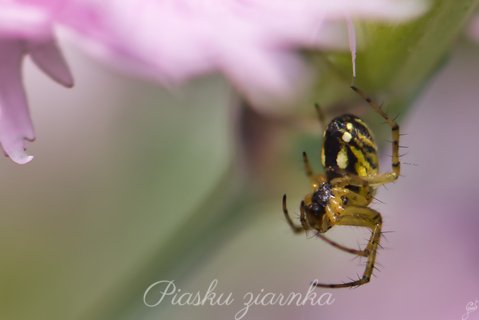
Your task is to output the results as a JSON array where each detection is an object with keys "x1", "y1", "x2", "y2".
[{"x1": 282, "y1": 86, "x2": 401, "y2": 288}]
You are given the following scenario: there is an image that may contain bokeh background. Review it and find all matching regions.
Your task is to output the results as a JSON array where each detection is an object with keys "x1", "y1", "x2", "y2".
[{"x1": 1, "y1": 35, "x2": 478, "y2": 320}]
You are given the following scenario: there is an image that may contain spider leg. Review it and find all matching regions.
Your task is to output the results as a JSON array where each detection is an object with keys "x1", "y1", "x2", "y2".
[
  {"x1": 305, "y1": 189, "x2": 370, "y2": 257},
  {"x1": 350, "y1": 86, "x2": 401, "y2": 185},
  {"x1": 327, "y1": 168, "x2": 370, "y2": 189},
  {"x1": 314, "y1": 206, "x2": 382, "y2": 288},
  {"x1": 314, "y1": 103, "x2": 328, "y2": 130},
  {"x1": 314, "y1": 232, "x2": 368, "y2": 257},
  {"x1": 332, "y1": 187, "x2": 369, "y2": 206},
  {"x1": 282, "y1": 194, "x2": 306, "y2": 233},
  {"x1": 302, "y1": 151, "x2": 315, "y2": 181}
]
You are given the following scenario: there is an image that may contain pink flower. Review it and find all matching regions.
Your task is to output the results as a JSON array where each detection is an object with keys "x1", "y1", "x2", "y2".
[
  {"x1": 0, "y1": 0, "x2": 428, "y2": 164},
  {"x1": 0, "y1": 1, "x2": 73, "y2": 164},
  {"x1": 59, "y1": 0, "x2": 427, "y2": 109}
]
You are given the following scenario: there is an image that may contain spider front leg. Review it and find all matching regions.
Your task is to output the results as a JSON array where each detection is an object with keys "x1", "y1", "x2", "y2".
[
  {"x1": 350, "y1": 85, "x2": 401, "y2": 185},
  {"x1": 312, "y1": 188, "x2": 371, "y2": 257},
  {"x1": 314, "y1": 206, "x2": 383, "y2": 288},
  {"x1": 299, "y1": 201, "x2": 369, "y2": 257},
  {"x1": 314, "y1": 103, "x2": 327, "y2": 130},
  {"x1": 282, "y1": 194, "x2": 307, "y2": 233},
  {"x1": 283, "y1": 195, "x2": 366, "y2": 257}
]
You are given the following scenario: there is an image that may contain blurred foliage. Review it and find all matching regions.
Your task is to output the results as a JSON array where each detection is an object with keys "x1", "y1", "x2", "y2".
[{"x1": 312, "y1": 0, "x2": 478, "y2": 140}]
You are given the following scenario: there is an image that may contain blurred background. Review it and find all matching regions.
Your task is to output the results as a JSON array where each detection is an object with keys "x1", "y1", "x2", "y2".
[{"x1": 0, "y1": 34, "x2": 478, "y2": 320}]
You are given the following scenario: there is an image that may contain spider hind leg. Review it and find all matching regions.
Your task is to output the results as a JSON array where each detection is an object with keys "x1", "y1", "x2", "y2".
[{"x1": 314, "y1": 206, "x2": 382, "y2": 288}]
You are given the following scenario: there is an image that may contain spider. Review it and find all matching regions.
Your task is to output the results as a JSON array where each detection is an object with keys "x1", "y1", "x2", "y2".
[{"x1": 282, "y1": 86, "x2": 400, "y2": 288}]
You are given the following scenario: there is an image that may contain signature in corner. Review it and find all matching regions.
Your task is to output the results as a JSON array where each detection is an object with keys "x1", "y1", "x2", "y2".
[{"x1": 462, "y1": 298, "x2": 479, "y2": 320}]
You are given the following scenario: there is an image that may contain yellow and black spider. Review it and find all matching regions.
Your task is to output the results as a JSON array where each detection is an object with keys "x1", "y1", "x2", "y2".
[{"x1": 282, "y1": 86, "x2": 400, "y2": 288}]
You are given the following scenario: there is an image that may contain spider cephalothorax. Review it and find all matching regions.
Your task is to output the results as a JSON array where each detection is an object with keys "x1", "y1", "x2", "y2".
[
  {"x1": 301, "y1": 181, "x2": 333, "y2": 232},
  {"x1": 283, "y1": 86, "x2": 400, "y2": 288}
]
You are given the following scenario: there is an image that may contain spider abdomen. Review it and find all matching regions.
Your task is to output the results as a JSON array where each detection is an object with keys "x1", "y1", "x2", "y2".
[{"x1": 321, "y1": 114, "x2": 379, "y2": 200}]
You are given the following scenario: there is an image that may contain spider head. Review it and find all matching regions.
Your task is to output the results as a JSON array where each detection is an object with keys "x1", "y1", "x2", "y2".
[{"x1": 303, "y1": 182, "x2": 332, "y2": 232}]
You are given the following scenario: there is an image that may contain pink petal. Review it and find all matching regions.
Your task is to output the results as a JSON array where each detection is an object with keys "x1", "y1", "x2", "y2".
[
  {"x1": 221, "y1": 48, "x2": 308, "y2": 113},
  {"x1": 0, "y1": 2, "x2": 51, "y2": 39},
  {"x1": 57, "y1": 0, "x2": 428, "y2": 106},
  {"x1": 0, "y1": 40, "x2": 36, "y2": 164},
  {"x1": 2, "y1": 141, "x2": 34, "y2": 165},
  {"x1": 28, "y1": 38, "x2": 74, "y2": 87}
]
